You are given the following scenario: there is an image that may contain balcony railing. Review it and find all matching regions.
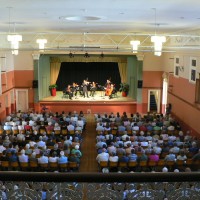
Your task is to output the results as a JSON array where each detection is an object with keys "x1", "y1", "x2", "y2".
[{"x1": 0, "y1": 172, "x2": 200, "y2": 199}]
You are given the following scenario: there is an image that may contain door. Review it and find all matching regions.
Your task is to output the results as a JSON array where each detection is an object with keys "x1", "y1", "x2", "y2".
[{"x1": 16, "y1": 89, "x2": 29, "y2": 112}]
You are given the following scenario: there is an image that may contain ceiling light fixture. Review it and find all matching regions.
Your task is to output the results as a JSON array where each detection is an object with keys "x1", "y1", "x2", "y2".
[
  {"x1": 151, "y1": 8, "x2": 166, "y2": 56},
  {"x1": 130, "y1": 40, "x2": 140, "y2": 53},
  {"x1": 7, "y1": 34, "x2": 22, "y2": 55},
  {"x1": 36, "y1": 39, "x2": 47, "y2": 50},
  {"x1": 7, "y1": 8, "x2": 22, "y2": 55},
  {"x1": 151, "y1": 35, "x2": 166, "y2": 56}
]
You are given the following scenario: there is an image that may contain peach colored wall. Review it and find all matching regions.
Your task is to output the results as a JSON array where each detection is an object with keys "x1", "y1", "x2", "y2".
[
  {"x1": 0, "y1": 71, "x2": 15, "y2": 122},
  {"x1": 143, "y1": 71, "x2": 163, "y2": 88},
  {"x1": 14, "y1": 70, "x2": 34, "y2": 110},
  {"x1": 0, "y1": 70, "x2": 35, "y2": 122},
  {"x1": 168, "y1": 93, "x2": 200, "y2": 135},
  {"x1": 1, "y1": 71, "x2": 15, "y2": 92},
  {"x1": 169, "y1": 75, "x2": 196, "y2": 104},
  {"x1": 14, "y1": 70, "x2": 34, "y2": 88},
  {"x1": 168, "y1": 72, "x2": 200, "y2": 135}
]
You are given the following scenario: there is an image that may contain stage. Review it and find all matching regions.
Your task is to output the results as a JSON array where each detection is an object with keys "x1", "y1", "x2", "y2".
[{"x1": 39, "y1": 91, "x2": 137, "y2": 114}]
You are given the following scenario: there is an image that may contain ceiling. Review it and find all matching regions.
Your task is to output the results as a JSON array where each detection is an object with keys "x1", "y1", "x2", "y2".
[{"x1": 1, "y1": 0, "x2": 200, "y2": 54}]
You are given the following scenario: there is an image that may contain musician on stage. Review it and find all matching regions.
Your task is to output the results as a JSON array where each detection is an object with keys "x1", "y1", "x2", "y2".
[
  {"x1": 90, "y1": 82, "x2": 97, "y2": 97},
  {"x1": 72, "y1": 82, "x2": 79, "y2": 98},
  {"x1": 109, "y1": 84, "x2": 117, "y2": 99},
  {"x1": 66, "y1": 85, "x2": 73, "y2": 100},
  {"x1": 82, "y1": 79, "x2": 89, "y2": 98},
  {"x1": 105, "y1": 79, "x2": 112, "y2": 96}
]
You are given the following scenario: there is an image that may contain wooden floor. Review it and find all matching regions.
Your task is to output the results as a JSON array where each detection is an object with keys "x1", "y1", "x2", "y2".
[
  {"x1": 79, "y1": 114, "x2": 98, "y2": 172},
  {"x1": 42, "y1": 91, "x2": 133, "y2": 102}
]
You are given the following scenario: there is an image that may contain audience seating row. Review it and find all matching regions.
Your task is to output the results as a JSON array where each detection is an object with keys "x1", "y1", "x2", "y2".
[
  {"x1": 1, "y1": 160, "x2": 79, "y2": 172},
  {"x1": 98, "y1": 159, "x2": 200, "y2": 172}
]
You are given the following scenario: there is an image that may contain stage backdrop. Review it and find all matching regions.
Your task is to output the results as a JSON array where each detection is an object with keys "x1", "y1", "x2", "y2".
[{"x1": 56, "y1": 62, "x2": 121, "y2": 91}]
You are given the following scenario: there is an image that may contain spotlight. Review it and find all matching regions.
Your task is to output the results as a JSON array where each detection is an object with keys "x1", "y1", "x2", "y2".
[
  {"x1": 69, "y1": 52, "x2": 74, "y2": 58},
  {"x1": 84, "y1": 52, "x2": 90, "y2": 58}
]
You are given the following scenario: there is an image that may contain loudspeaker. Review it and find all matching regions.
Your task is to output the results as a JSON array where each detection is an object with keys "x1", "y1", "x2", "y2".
[
  {"x1": 32, "y1": 80, "x2": 38, "y2": 88},
  {"x1": 137, "y1": 80, "x2": 143, "y2": 88}
]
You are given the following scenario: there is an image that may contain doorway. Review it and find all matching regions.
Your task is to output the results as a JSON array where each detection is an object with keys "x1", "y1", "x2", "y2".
[
  {"x1": 15, "y1": 89, "x2": 29, "y2": 112},
  {"x1": 148, "y1": 89, "x2": 161, "y2": 113}
]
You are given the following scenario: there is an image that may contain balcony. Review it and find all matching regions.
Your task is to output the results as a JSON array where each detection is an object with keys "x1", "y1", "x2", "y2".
[{"x1": 0, "y1": 172, "x2": 200, "y2": 199}]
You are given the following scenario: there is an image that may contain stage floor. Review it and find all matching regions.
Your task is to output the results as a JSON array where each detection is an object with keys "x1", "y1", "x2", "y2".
[{"x1": 41, "y1": 91, "x2": 134, "y2": 102}]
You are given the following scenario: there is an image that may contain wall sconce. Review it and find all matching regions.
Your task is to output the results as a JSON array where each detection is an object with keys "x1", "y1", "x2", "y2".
[
  {"x1": 130, "y1": 40, "x2": 140, "y2": 53},
  {"x1": 36, "y1": 39, "x2": 47, "y2": 50}
]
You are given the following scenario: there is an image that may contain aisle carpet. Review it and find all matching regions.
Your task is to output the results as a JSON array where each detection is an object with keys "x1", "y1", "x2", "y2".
[{"x1": 79, "y1": 114, "x2": 98, "y2": 172}]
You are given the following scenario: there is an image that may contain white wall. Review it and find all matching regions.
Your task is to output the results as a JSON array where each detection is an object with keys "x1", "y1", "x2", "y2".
[
  {"x1": 163, "y1": 51, "x2": 200, "y2": 80},
  {"x1": 0, "y1": 51, "x2": 14, "y2": 72},
  {"x1": 143, "y1": 53, "x2": 163, "y2": 71},
  {"x1": 14, "y1": 51, "x2": 34, "y2": 70}
]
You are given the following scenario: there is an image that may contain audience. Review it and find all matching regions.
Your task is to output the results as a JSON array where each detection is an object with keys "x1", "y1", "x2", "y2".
[
  {"x1": 95, "y1": 111, "x2": 200, "y2": 173},
  {"x1": 0, "y1": 110, "x2": 199, "y2": 174}
]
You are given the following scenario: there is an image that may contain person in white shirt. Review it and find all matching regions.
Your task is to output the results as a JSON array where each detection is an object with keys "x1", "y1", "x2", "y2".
[
  {"x1": 29, "y1": 138, "x2": 36, "y2": 148},
  {"x1": 96, "y1": 123, "x2": 104, "y2": 132},
  {"x1": 3, "y1": 122, "x2": 12, "y2": 131},
  {"x1": 0, "y1": 142, "x2": 6, "y2": 153},
  {"x1": 121, "y1": 132, "x2": 130, "y2": 141},
  {"x1": 37, "y1": 136, "x2": 46, "y2": 148},
  {"x1": 67, "y1": 122, "x2": 75, "y2": 131},
  {"x1": 170, "y1": 145, "x2": 180, "y2": 154},
  {"x1": 109, "y1": 152, "x2": 119, "y2": 162},
  {"x1": 29, "y1": 119, "x2": 35, "y2": 127},
  {"x1": 141, "y1": 141, "x2": 149, "y2": 147},
  {"x1": 54, "y1": 123, "x2": 61, "y2": 131},
  {"x1": 153, "y1": 144, "x2": 162, "y2": 155},
  {"x1": 124, "y1": 137, "x2": 131, "y2": 148},
  {"x1": 18, "y1": 149, "x2": 29, "y2": 163},
  {"x1": 49, "y1": 152, "x2": 58, "y2": 163},
  {"x1": 38, "y1": 152, "x2": 49, "y2": 164},
  {"x1": 18, "y1": 124, "x2": 24, "y2": 132},
  {"x1": 12, "y1": 123, "x2": 18, "y2": 132},
  {"x1": 96, "y1": 148, "x2": 109, "y2": 163},
  {"x1": 76, "y1": 117, "x2": 84, "y2": 129},
  {"x1": 107, "y1": 143, "x2": 117, "y2": 154},
  {"x1": 17, "y1": 132, "x2": 25, "y2": 142}
]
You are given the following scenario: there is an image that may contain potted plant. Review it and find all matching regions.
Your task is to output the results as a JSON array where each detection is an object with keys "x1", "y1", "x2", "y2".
[
  {"x1": 119, "y1": 83, "x2": 129, "y2": 97},
  {"x1": 49, "y1": 84, "x2": 57, "y2": 96}
]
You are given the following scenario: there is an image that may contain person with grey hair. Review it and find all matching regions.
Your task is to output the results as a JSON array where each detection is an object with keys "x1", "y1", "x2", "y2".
[
  {"x1": 58, "y1": 151, "x2": 68, "y2": 164},
  {"x1": 29, "y1": 152, "x2": 37, "y2": 162},
  {"x1": 164, "y1": 149, "x2": 176, "y2": 161},
  {"x1": 96, "y1": 148, "x2": 109, "y2": 163},
  {"x1": 37, "y1": 136, "x2": 46, "y2": 148},
  {"x1": 24, "y1": 143, "x2": 31, "y2": 154},
  {"x1": 162, "y1": 167, "x2": 168, "y2": 172},
  {"x1": 18, "y1": 149, "x2": 29, "y2": 163},
  {"x1": 38, "y1": 151, "x2": 48, "y2": 164},
  {"x1": 102, "y1": 168, "x2": 109, "y2": 173}
]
